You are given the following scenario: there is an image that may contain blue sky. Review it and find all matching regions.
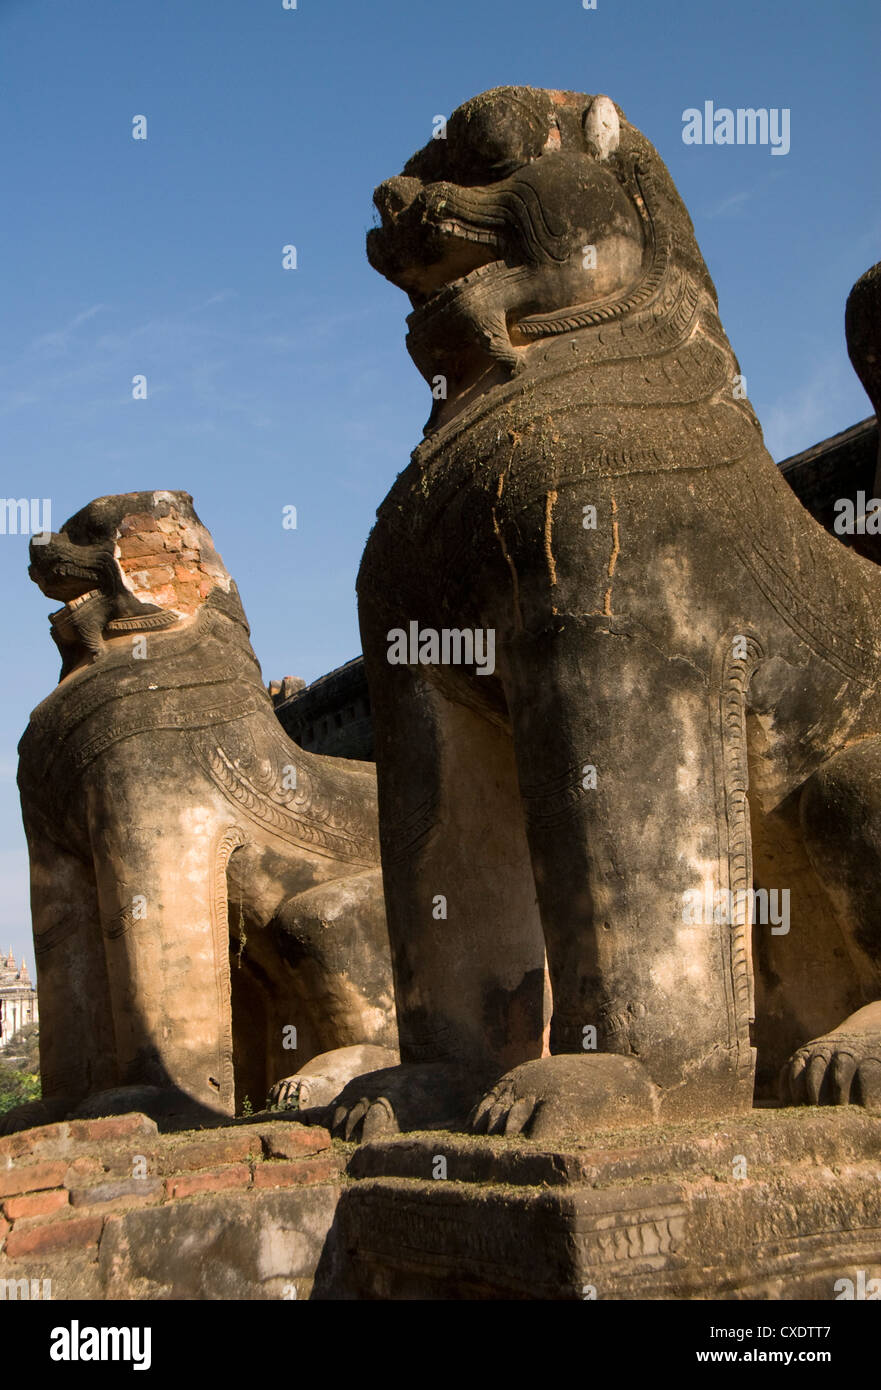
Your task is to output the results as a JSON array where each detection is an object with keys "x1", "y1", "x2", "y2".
[{"x1": 0, "y1": 0, "x2": 878, "y2": 965}]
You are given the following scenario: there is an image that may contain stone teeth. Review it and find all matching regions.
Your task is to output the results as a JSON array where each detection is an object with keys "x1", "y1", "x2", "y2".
[
  {"x1": 67, "y1": 589, "x2": 100, "y2": 610},
  {"x1": 437, "y1": 219, "x2": 498, "y2": 248}
]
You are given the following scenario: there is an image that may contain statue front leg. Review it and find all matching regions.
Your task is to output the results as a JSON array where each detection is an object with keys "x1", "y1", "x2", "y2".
[
  {"x1": 477, "y1": 622, "x2": 755, "y2": 1138},
  {"x1": 87, "y1": 762, "x2": 241, "y2": 1120},
  {"x1": 0, "y1": 831, "x2": 116, "y2": 1134}
]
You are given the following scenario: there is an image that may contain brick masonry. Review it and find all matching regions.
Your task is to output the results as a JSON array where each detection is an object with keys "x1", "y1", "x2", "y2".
[{"x1": 0, "y1": 1113, "x2": 342, "y2": 1292}]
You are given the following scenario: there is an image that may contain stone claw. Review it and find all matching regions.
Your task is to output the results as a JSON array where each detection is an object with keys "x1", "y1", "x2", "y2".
[
  {"x1": 361, "y1": 1096, "x2": 398, "y2": 1142},
  {"x1": 327, "y1": 1061, "x2": 483, "y2": 1143},
  {"x1": 780, "y1": 1020, "x2": 881, "y2": 1111},
  {"x1": 343, "y1": 1097, "x2": 370, "y2": 1141},
  {"x1": 469, "y1": 1054, "x2": 659, "y2": 1142},
  {"x1": 806, "y1": 1052, "x2": 829, "y2": 1105},
  {"x1": 503, "y1": 1096, "x2": 536, "y2": 1135}
]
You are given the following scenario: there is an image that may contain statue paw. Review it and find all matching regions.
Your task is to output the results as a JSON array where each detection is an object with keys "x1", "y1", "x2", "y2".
[
  {"x1": 0, "y1": 1096, "x2": 73, "y2": 1137},
  {"x1": 268, "y1": 1044, "x2": 400, "y2": 1114},
  {"x1": 781, "y1": 1023, "x2": 881, "y2": 1109},
  {"x1": 328, "y1": 1061, "x2": 487, "y2": 1143},
  {"x1": 470, "y1": 1055, "x2": 660, "y2": 1142},
  {"x1": 781, "y1": 1001, "x2": 881, "y2": 1109},
  {"x1": 267, "y1": 1075, "x2": 307, "y2": 1111},
  {"x1": 71, "y1": 1085, "x2": 226, "y2": 1129}
]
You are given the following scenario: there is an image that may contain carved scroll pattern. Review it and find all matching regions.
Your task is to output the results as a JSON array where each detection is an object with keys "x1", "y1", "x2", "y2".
[
  {"x1": 212, "y1": 825, "x2": 246, "y2": 1112},
  {"x1": 717, "y1": 629, "x2": 764, "y2": 1078}
]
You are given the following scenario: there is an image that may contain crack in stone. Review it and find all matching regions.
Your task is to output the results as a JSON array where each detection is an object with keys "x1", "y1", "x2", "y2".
[
  {"x1": 544, "y1": 489, "x2": 559, "y2": 588},
  {"x1": 492, "y1": 470, "x2": 523, "y2": 632},
  {"x1": 603, "y1": 496, "x2": 620, "y2": 616}
]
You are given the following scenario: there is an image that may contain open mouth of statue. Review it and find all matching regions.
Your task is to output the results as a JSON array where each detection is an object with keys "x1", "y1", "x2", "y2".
[
  {"x1": 407, "y1": 221, "x2": 508, "y2": 315},
  {"x1": 29, "y1": 551, "x2": 105, "y2": 603},
  {"x1": 49, "y1": 588, "x2": 102, "y2": 623}
]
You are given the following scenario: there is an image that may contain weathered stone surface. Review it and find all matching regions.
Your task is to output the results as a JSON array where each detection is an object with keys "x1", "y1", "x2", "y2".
[
  {"x1": 99, "y1": 1188, "x2": 342, "y2": 1299},
  {"x1": 351, "y1": 85, "x2": 881, "y2": 1135},
  {"x1": 3, "y1": 1102, "x2": 876, "y2": 1298},
  {"x1": 471, "y1": 1055, "x2": 659, "y2": 1140},
  {"x1": 322, "y1": 1110, "x2": 881, "y2": 1299},
  {"x1": 67, "y1": 1176, "x2": 163, "y2": 1208},
  {"x1": 348, "y1": 1106, "x2": 881, "y2": 1185},
  {"x1": 11, "y1": 489, "x2": 396, "y2": 1134}
]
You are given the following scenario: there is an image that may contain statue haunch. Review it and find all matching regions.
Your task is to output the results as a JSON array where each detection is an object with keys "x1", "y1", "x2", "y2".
[
  {"x1": 345, "y1": 86, "x2": 881, "y2": 1141},
  {"x1": 13, "y1": 490, "x2": 397, "y2": 1131}
]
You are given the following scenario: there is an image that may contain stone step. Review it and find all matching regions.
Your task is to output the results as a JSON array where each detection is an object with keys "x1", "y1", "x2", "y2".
[
  {"x1": 321, "y1": 1110, "x2": 881, "y2": 1299},
  {"x1": 347, "y1": 1107, "x2": 881, "y2": 1188}
]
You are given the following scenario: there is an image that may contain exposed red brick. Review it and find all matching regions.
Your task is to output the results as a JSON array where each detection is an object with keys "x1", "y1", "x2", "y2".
[
  {"x1": 0, "y1": 1214, "x2": 10, "y2": 1244},
  {"x1": 117, "y1": 535, "x2": 163, "y2": 559},
  {"x1": 162, "y1": 1133, "x2": 260, "y2": 1174},
  {"x1": 68, "y1": 1114, "x2": 158, "y2": 1145},
  {"x1": 165, "y1": 1165, "x2": 252, "y2": 1199},
  {"x1": 140, "y1": 582, "x2": 177, "y2": 607},
  {"x1": 252, "y1": 1154, "x2": 341, "y2": 1189},
  {"x1": 3, "y1": 1188, "x2": 69, "y2": 1221},
  {"x1": 260, "y1": 1125, "x2": 332, "y2": 1161},
  {"x1": 125, "y1": 562, "x2": 175, "y2": 581},
  {"x1": 68, "y1": 1147, "x2": 161, "y2": 1179},
  {"x1": 0, "y1": 1136, "x2": 33, "y2": 1164},
  {"x1": 119, "y1": 512, "x2": 160, "y2": 534},
  {"x1": 0, "y1": 1123, "x2": 69, "y2": 1163},
  {"x1": 63, "y1": 1155, "x2": 104, "y2": 1181},
  {"x1": 5, "y1": 1214, "x2": 103, "y2": 1259},
  {"x1": 0, "y1": 1160, "x2": 70, "y2": 1199}
]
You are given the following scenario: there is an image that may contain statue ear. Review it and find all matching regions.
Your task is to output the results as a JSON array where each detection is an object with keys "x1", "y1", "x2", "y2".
[{"x1": 583, "y1": 95, "x2": 620, "y2": 160}]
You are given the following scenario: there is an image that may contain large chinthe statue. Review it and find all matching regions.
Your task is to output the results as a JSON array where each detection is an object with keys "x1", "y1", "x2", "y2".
[
  {"x1": 341, "y1": 86, "x2": 881, "y2": 1142},
  {"x1": 12, "y1": 490, "x2": 396, "y2": 1132}
]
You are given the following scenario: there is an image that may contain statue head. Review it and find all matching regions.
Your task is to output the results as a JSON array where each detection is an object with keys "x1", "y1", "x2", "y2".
[
  {"x1": 368, "y1": 86, "x2": 716, "y2": 429},
  {"x1": 28, "y1": 490, "x2": 240, "y2": 677}
]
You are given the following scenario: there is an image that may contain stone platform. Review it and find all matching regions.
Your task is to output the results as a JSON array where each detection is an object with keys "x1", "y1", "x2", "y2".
[
  {"x1": 317, "y1": 1108, "x2": 881, "y2": 1300},
  {"x1": 3, "y1": 1107, "x2": 881, "y2": 1298}
]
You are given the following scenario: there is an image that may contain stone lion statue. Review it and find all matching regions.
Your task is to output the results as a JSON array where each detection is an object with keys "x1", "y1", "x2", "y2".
[
  {"x1": 336, "y1": 86, "x2": 881, "y2": 1140},
  {"x1": 13, "y1": 490, "x2": 396, "y2": 1131}
]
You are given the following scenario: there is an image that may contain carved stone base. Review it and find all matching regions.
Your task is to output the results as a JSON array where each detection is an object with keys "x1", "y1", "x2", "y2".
[{"x1": 317, "y1": 1109, "x2": 881, "y2": 1299}]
